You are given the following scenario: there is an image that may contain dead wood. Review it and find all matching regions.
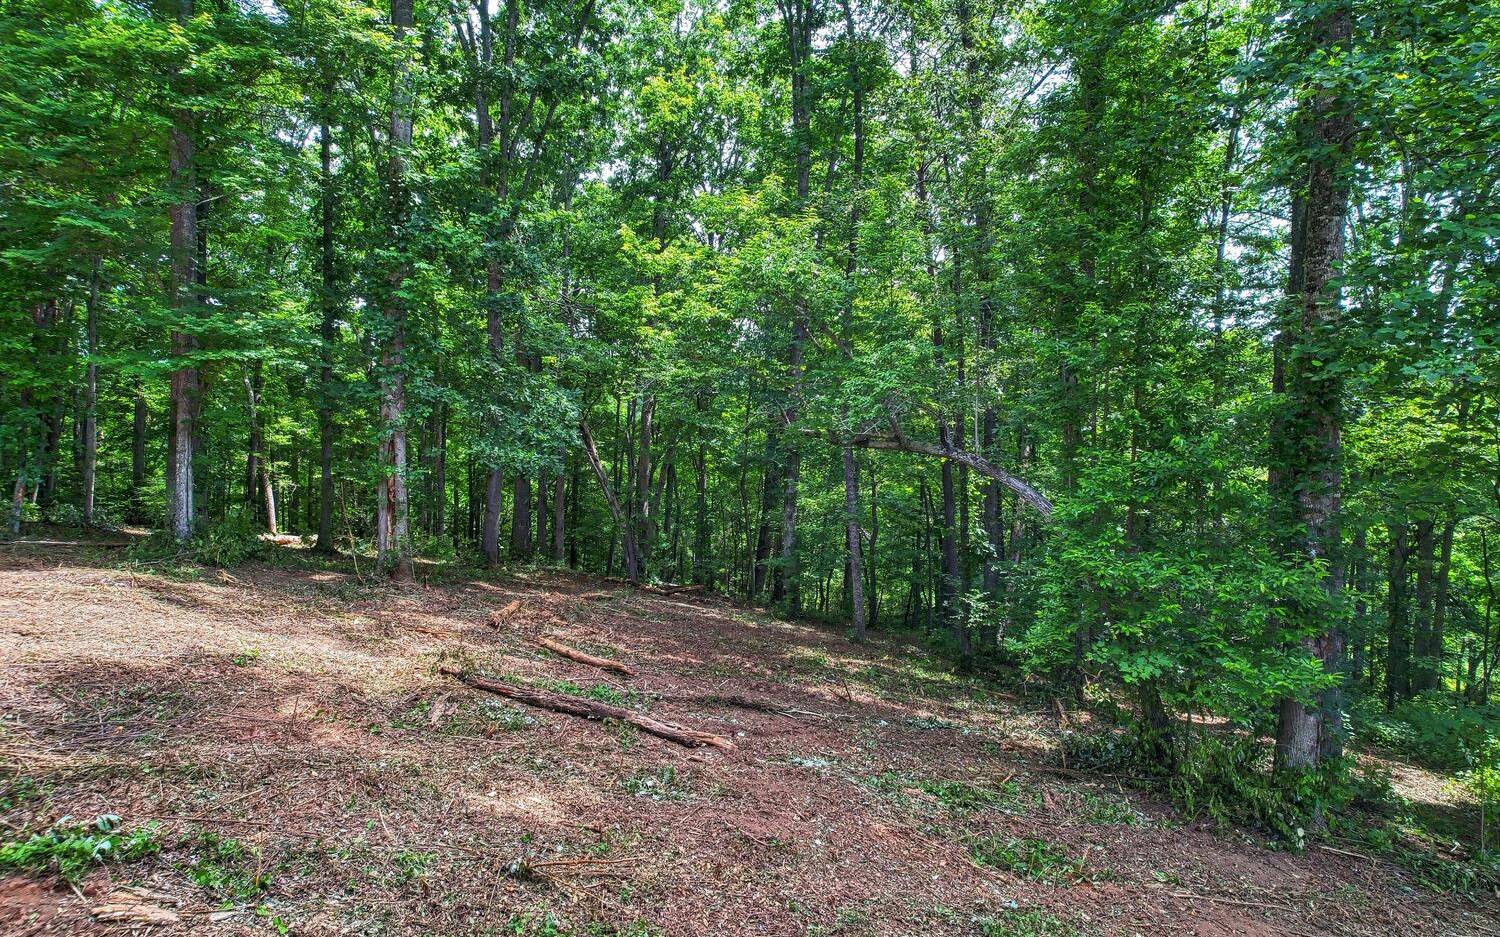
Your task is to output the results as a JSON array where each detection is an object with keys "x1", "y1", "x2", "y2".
[
  {"x1": 534, "y1": 636, "x2": 636, "y2": 676},
  {"x1": 487, "y1": 599, "x2": 523, "y2": 626},
  {"x1": 656, "y1": 692, "x2": 811, "y2": 717},
  {"x1": 638, "y1": 583, "x2": 705, "y2": 596},
  {"x1": 439, "y1": 668, "x2": 734, "y2": 751}
]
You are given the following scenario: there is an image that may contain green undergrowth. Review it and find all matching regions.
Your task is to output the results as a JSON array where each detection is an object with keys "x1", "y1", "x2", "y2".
[
  {"x1": 977, "y1": 909, "x2": 1079, "y2": 936},
  {"x1": 967, "y1": 835, "x2": 1098, "y2": 884},
  {"x1": 0, "y1": 814, "x2": 160, "y2": 882},
  {"x1": 181, "y1": 830, "x2": 271, "y2": 899}
]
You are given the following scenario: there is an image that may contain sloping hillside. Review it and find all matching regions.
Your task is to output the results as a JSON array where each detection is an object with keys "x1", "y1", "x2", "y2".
[{"x1": 0, "y1": 541, "x2": 1493, "y2": 936}]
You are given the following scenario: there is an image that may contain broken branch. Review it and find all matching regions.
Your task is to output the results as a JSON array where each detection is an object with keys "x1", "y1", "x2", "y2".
[
  {"x1": 534, "y1": 636, "x2": 636, "y2": 676},
  {"x1": 439, "y1": 668, "x2": 734, "y2": 751}
]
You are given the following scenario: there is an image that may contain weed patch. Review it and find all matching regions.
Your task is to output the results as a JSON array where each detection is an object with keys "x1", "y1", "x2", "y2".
[
  {"x1": 621, "y1": 765, "x2": 693, "y2": 802},
  {"x1": 182, "y1": 831, "x2": 270, "y2": 899},
  {"x1": 0, "y1": 814, "x2": 160, "y2": 882},
  {"x1": 967, "y1": 836, "x2": 1091, "y2": 884}
]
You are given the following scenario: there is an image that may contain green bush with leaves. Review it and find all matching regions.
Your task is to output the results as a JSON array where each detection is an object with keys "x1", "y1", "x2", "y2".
[
  {"x1": 126, "y1": 510, "x2": 268, "y2": 568},
  {"x1": 1359, "y1": 698, "x2": 1500, "y2": 771},
  {"x1": 0, "y1": 814, "x2": 160, "y2": 882}
]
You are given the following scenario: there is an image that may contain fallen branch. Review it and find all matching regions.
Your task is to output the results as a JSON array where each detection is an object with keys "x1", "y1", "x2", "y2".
[
  {"x1": 439, "y1": 668, "x2": 734, "y2": 751},
  {"x1": 657, "y1": 692, "x2": 816, "y2": 718},
  {"x1": 639, "y1": 583, "x2": 705, "y2": 596},
  {"x1": 487, "y1": 599, "x2": 523, "y2": 626},
  {"x1": 534, "y1": 636, "x2": 636, "y2": 676}
]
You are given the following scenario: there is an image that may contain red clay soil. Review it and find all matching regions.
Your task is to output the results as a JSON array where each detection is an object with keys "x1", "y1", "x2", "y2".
[{"x1": 0, "y1": 541, "x2": 1495, "y2": 936}]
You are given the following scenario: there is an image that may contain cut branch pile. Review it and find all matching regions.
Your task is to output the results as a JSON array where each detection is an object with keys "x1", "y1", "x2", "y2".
[{"x1": 439, "y1": 668, "x2": 734, "y2": 751}]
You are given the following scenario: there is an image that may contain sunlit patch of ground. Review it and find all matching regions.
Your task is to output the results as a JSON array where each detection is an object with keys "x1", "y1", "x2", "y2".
[{"x1": 0, "y1": 540, "x2": 1494, "y2": 936}]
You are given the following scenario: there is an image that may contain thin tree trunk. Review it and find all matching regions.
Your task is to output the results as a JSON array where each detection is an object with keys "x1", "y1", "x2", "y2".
[
  {"x1": 1411, "y1": 518, "x2": 1438, "y2": 692},
  {"x1": 81, "y1": 260, "x2": 100, "y2": 526},
  {"x1": 580, "y1": 420, "x2": 639, "y2": 582},
  {"x1": 376, "y1": 0, "x2": 415, "y2": 582},
  {"x1": 316, "y1": 116, "x2": 339, "y2": 553},
  {"x1": 551, "y1": 465, "x2": 565, "y2": 561},
  {"x1": 244, "y1": 363, "x2": 278, "y2": 535},
  {"x1": 130, "y1": 384, "x2": 147, "y2": 523}
]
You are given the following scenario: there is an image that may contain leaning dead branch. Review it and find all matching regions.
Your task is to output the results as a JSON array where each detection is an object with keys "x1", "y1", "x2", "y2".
[
  {"x1": 638, "y1": 582, "x2": 705, "y2": 596},
  {"x1": 533, "y1": 635, "x2": 636, "y2": 676},
  {"x1": 439, "y1": 668, "x2": 734, "y2": 750}
]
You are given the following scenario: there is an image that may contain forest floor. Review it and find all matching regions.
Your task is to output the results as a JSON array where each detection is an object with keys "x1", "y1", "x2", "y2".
[{"x1": 0, "y1": 530, "x2": 1496, "y2": 937}]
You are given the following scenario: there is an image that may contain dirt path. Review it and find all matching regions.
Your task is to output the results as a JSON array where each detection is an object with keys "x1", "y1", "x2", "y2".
[{"x1": 0, "y1": 546, "x2": 1494, "y2": 936}]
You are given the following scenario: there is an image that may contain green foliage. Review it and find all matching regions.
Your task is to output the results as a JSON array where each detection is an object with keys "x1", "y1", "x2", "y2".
[
  {"x1": 918, "y1": 778, "x2": 1026, "y2": 815},
  {"x1": 1462, "y1": 738, "x2": 1500, "y2": 852},
  {"x1": 967, "y1": 836, "x2": 1090, "y2": 884},
  {"x1": 0, "y1": 814, "x2": 160, "y2": 883},
  {"x1": 127, "y1": 511, "x2": 268, "y2": 569},
  {"x1": 976, "y1": 910, "x2": 1078, "y2": 937},
  {"x1": 621, "y1": 765, "x2": 692, "y2": 802},
  {"x1": 182, "y1": 831, "x2": 269, "y2": 899},
  {"x1": 1359, "y1": 698, "x2": 1500, "y2": 771},
  {"x1": 1166, "y1": 738, "x2": 1375, "y2": 848}
]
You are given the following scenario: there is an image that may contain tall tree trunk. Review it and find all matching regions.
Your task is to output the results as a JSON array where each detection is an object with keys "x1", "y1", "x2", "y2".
[
  {"x1": 130, "y1": 384, "x2": 147, "y2": 523},
  {"x1": 752, "y1": 439, "x2": 778, "y2": 598},
  {"x1": 551, "y1": 467, "x2": 565, "y2": 561},
  {"x1": 510, "y1": 473, "x2": 532, "y2": 557},
  {"x1": 316, "y1": 116, "x2": 339, "y2": 553},
  {"x1": 166, "y1": 0, "x2": 199, "y2": 542},
  {"x1": 376, "y1": 0, "x2": 415, "y2": 582},
  {"x1": 837, "y1": 0, "x2": 867, "y2": 640},
  {"x1": 433, "y1": 402, "x2": 447, "y2": 538},
  {"x1": 1411, "y1": 518, "x2": 1437, "y2": 692},
  {"x1": 81, "y1": 260, "x2": 100, "y2": 526},
  {"x1": 633, "y1": 392, "x2": 655, "y2": 577},
  {"x1": 693, "y1": 396, "x2": 710, "y2": 585},
  {"x1": 1273, "y1": 0, "x2": 1354, "y2": 771},
  {"x1": 580, "y1": 420, "x2": 639, "y2": 581},
  {"x1": 1386, "y1": 522, "x2": 1411, "y2": 708},
  {"x1": 772, "y1": 0, "x2": 813, "y2": 617},
  {"x1": 1429, "y1": 517, "x2": 1456, "y2": 692},
  {"x1": 244, "y1": 363, "x2": 278, "y2": 535}
]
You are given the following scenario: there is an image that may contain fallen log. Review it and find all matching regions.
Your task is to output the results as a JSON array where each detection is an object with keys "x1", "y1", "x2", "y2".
[
  {"x1": 656, "y1": 692, "x2": 809, "y2": 717},
  {"x1": 487, "y1": 599, "x2": 523, "y2": 626},
  {"x1": 439, "y1": 668, "x2": 734, "y2": 751},
  {"x1": 534, "y1": 636, "x2": 636, "y2": 676},
  {"x1": 638, "y1": 583, "x2": 705, "y2": 596}
]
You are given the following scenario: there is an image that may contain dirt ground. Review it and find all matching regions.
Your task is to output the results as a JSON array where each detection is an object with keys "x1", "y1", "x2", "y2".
[{"x1": 1, "y1": 536, "x2": 1496, "y2": 936}]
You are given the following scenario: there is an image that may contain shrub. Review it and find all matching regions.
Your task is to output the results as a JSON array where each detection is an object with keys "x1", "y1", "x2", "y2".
[
  {"x1": 126, "y1": 510, "x2": 268, "y2": 568},
  {"x1": 967, "y1": 835, "x2": 1088, "y2": 884},
  {"x1": 1166, "y1": 736, "x2": 1379, "y2": 847},
  {"x1": 1358, "y1": 697, "x2": 1500, "y2": 771},
  {"x1": 0, "y1": 814, "x2": 160, "y2": 882},
  {"x1": 182, "y1": 831, "x2": 269, "y2": 898}
]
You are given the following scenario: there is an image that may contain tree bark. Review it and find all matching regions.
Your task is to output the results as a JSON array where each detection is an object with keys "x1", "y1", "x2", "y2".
[
  {"x1": 81, "y1": 260, "x2": 100, "y2": 526},
  {"x1": 376, "y1": 0, "x2": 415, "y2": 582},
  {"x1": 580, "y1": 420, "x2": 639, "y2": 582},
  {"x1": 130, "y1": 384, "x2": 147, "y2": 524},
  {"x1": 316, "y1": 116, "x2": 339, "y2": 553},
  {"x1": 244, "y1": 363, "x2": 277, "y2": 535},
  {"x1": 1273, "y1": 0, "x2": 1354, "y2": 772},
  {"x1": 165, "y1": 0, "x2": 199, "y2": 543}
]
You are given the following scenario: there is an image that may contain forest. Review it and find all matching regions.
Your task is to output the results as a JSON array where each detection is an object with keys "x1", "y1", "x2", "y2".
[{"x1": 1, "y1": 0, "x2": 1498, "y2": 932}]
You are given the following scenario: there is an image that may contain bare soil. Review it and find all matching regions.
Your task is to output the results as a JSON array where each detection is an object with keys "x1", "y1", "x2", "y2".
[{"x1": 1, "y1": 537, "x2": 1495, "y2": 936}]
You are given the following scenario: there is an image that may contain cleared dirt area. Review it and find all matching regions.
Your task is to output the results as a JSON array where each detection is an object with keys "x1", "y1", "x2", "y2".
[{"x1": 1, "y1": 538, "x2": 1495, "y2": 936}]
